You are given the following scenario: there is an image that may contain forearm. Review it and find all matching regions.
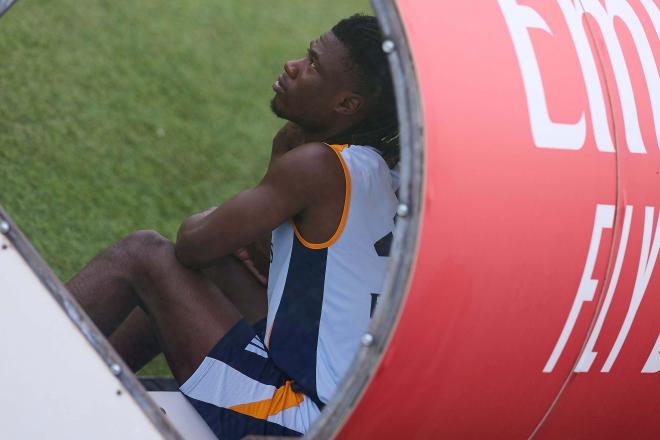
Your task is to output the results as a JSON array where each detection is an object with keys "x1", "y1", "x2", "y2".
[
  {"x1": 178, "y1": 207, "x2": 215, "y2": 232},
  {"x1": 174, "y1": 145, "x2": 322, "y2": 270},
  {"x1": 174, "y1": 189, "x2": 281, "y2": 269}
]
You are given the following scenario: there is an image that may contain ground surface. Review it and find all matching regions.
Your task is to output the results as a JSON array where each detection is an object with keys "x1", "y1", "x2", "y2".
[{"x1": 0, "y1": 0, "x2": 370, "y2": 375}]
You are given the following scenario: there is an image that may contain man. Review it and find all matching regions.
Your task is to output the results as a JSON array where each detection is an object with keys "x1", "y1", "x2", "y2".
[{"x1": 67, "y1": 14, "x2": 399, "y2": 439}]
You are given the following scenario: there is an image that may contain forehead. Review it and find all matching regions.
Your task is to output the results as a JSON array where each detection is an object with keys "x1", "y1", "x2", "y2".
[{"x1": 312, "y1": 31, "x2": 350, "y2": 72}]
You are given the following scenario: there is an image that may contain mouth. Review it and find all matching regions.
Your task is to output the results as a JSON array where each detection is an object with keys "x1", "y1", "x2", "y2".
[{"x1": 272, "y1": 73, "x2": 287, "y2": 94}]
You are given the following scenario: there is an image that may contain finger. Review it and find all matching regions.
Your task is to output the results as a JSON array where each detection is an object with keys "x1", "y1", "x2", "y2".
[
  {"x1": 242, "y1": 260, "x2": 268, "y2": 286},
  {"x1": 234, "y1": 247, "x2": 251, "y2": 261}
]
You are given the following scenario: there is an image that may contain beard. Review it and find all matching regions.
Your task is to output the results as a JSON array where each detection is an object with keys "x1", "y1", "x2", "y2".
[
  {"x1": 270, "y1": 97, "x2": 287, "y2": 120},
  {"x1": 270, "y1": 97, "x2": 309, "y2": 129},
  {"x1": 270, "y1": 95, "x2": 329, "y2": 135}
]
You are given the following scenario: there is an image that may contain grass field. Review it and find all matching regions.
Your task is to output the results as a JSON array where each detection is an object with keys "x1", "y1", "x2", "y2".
[{"x1": 0, "y1": 0, "x2": 370, "y2": 375}]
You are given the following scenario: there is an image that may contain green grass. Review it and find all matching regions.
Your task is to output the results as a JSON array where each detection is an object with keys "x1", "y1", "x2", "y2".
[{"x1": 0, "y1": 0, "x2": 370, "y2": 375}]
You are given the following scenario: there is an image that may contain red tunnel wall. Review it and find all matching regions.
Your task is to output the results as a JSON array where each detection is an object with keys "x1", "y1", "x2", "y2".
[{"x1": 337, "y1": 1, "x2": 660, "y2": 438}]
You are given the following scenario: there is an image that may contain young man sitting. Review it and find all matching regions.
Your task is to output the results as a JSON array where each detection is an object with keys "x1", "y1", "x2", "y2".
[{"x1": 67, "y1": 14, "x2": 399, "y2": 439}]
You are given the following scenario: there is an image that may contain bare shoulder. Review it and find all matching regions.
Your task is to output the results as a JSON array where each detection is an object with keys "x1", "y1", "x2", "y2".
[
  {"x1": 266, "y1": 142, "x2": 344, "y2": 184},
  {"x1": 281, "y1": 142, "x2": 341, "y2": 166}
]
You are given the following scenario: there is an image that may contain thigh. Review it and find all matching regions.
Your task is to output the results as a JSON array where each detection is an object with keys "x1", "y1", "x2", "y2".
[
  {"x1": 133, "y1": 241, "x2": 243, "y2": 384},
  {"x1": 109, "y1": 256, "x2": 267, "y2": 372}
]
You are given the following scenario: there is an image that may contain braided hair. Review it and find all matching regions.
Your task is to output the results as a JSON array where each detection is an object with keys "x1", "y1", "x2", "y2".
[{"x1": 329, "y1": 14, "x2": 400, "y2": 167}]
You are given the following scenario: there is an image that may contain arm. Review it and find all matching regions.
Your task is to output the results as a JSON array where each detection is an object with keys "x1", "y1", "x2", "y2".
[
  {"x1": 180, "y1": 208, "x2": 270, "y2": 283},
  {"x1": 231, "y1": 122, "x2": 305, "y2": 282},
  {"x1": 175, "y1": 142, "x2": 340, "y2": 269},
  {"x1": 269, "y1": 121, "x2": 306, "y2": 169},
  {"x1": 180, "y1": 121, "x2": 307, "y2": 233}
]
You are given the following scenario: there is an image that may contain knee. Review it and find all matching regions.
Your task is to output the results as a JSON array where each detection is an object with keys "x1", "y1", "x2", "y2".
[
  {"x1": 124, "y1": 229, "x2": 169, "y2": 246},
  {"x1": 116, "y1": 230, "x2": 174, "y2": 266},
  {"x1": 102, "y1": 230, "x2": 179, "y2": 307}
]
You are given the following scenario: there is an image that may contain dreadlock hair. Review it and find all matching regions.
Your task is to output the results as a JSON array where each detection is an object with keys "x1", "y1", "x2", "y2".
[{"x1": 329, "y1": 14, "x2": 400, "y2": 168}]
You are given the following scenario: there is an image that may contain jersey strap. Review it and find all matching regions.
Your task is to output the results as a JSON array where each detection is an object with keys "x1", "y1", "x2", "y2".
[{"x1": 290, "y1": 144, "x2": 351, "y2": 249}]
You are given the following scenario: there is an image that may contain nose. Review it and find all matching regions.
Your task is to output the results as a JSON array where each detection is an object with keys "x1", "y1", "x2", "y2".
[{"x1": 283, "y1": 59, "x2": 301, "y2": 79}]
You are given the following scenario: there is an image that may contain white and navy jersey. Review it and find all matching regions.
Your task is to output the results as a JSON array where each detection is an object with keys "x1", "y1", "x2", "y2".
[{"x1": 265, "y1": 143, "x2": 398, "y2": 406}]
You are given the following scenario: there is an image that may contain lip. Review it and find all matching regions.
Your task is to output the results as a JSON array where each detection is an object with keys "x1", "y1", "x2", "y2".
[
  {"x1": 272, "y1": 79, "x2": 284, "y2": 94},
  {"x1": 273, "y1": 73, "x2": 288, "y2": 94},
  {"x1": 279, "y1": 73, "x2": 289, "y2": 90}
]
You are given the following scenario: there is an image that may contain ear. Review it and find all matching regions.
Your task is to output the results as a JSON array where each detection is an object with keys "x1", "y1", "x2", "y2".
[{"x1": 334, "y1": 92, "x2": 364, "y2": 116}]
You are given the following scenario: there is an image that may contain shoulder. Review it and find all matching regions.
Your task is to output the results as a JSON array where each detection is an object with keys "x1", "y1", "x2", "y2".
[
  {"x1": 267, "y1": 142, "x2": 344, "y2": 182},
  {"x1": 282, "y1": 142, "x2": 341, "y2": 166},
  {"x1": 259, "y1": 142, "x2": 346, "y2": 206}
]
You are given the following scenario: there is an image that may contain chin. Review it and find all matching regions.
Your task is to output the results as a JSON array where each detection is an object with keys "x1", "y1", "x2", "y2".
[{"x1": 270, "y1": 97, "x2": 288, "y2": 120}]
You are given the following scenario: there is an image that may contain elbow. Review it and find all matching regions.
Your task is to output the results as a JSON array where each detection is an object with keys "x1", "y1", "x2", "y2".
[
  {"x1": 174, "y1": 228, "x2": 205, "y2": 269},
  {"x1": 174, "y1": 238, "x2": 200, "y2": 268}
]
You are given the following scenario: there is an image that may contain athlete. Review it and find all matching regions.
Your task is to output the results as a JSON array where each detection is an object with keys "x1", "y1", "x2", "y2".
[{"x1": 67, "y1": 14, "x2": 399, "y2": 439}]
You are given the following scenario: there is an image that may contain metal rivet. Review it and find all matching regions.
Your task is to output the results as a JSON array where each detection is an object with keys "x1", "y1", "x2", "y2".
[
  {"x1": 382, "y1": 40, "x2": 395, "y2": 54},
  {"x1": 396, "y1": 203, "x2": 410, "y2": 217},
  {"x1": 361, "y1": 333, "x2": 374, "y2": 347},
  {"x1": 0, "y1": 221, "x2": 10, "y2": 234},
  {"x1": 110, "y1": 363, "x2": 122, "y2": 376}
]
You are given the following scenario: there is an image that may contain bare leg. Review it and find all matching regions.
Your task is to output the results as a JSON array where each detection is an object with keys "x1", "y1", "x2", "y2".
[
  {"x1": 67, "y1": 230, "x2": 242, "y2": 384},
  {"x1": 109, "y1": 309, "x2": 161, "y2": 372},
  {"x1": 103, "y1": 252, "x2": 268, "y2": 372},
  {"x1": 201, "y1": 256, "x2": 267, "y2": 325},
  {"x1": 67, "y1": 237, "x2": 141, "y2": 336}
]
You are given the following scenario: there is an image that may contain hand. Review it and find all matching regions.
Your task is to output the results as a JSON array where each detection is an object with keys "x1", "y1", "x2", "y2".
[
  {"x1": 233, "y1": 244, "x2": 269, "y2": 287},
  {"x1": 272, "y1": 122, "x2": 306, "y2": 158}
]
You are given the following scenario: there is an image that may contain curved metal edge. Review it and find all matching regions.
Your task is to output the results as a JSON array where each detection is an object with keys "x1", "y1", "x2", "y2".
[
  {"x1": 305, "y1": 0, "x2": 426, "y2": 437},
  {"x1": 528, "y1": 1, "x2": 625, "y2": 437},
  {"x1": 0, "y1": 206, "x2": 183, "y2": 440},
  {"x1": 0, "y1": 0, "x2": 17, "y2": 19}
]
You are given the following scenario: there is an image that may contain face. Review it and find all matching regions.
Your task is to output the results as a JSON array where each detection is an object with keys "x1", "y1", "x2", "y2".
[{"x1": 271, "y1": 31, "x2": 363, "y2": 132}]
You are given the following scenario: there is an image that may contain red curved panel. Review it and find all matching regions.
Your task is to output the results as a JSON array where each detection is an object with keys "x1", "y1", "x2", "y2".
[
  {"x1": 338, "y1": 1, "x2": 658, "y2": 438},
  {"x1": 536, "y1": 1, "x2": 660, "y2": 438}
]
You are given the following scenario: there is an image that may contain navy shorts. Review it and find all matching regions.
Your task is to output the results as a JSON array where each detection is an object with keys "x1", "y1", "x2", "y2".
[{"x1": 179, "y1": 319, "x2": 321, "y2": 440}]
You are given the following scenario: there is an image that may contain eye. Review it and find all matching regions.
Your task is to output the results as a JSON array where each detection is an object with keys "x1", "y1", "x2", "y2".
[{"x1": 307, "y1": 50, "x2": 317, "y2": 69}]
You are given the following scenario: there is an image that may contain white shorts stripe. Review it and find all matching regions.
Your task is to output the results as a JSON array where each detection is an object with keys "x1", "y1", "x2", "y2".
[
  {"x1": 180, "y1": 357, "x2": 277, "y2": 408},
  {"x1": 266, "y1": 399, "x2": 321, "y2": 434},
  {"x1": 249, "y1": 336, "x2": 266, "y2": 349}
]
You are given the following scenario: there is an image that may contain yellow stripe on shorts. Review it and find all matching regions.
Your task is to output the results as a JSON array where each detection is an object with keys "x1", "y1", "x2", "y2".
[{"x1": 228, "y1": 380, "x2": 304, "y2": 419}]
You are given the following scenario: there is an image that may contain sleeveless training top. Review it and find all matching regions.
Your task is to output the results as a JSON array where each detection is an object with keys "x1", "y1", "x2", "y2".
[{"x1": 265, "y1": 143, "x2": 398, "y2": 406}]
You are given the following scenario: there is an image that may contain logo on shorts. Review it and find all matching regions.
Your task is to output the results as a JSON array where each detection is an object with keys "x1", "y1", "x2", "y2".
[{"x1": 245, "y1": 336, "x2": 268, "y2": 358}]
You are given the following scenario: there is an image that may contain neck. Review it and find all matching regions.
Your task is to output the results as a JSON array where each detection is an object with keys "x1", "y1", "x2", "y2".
[{"x1": 301, "y1": 116, "x2": 361, "y2": 145}]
